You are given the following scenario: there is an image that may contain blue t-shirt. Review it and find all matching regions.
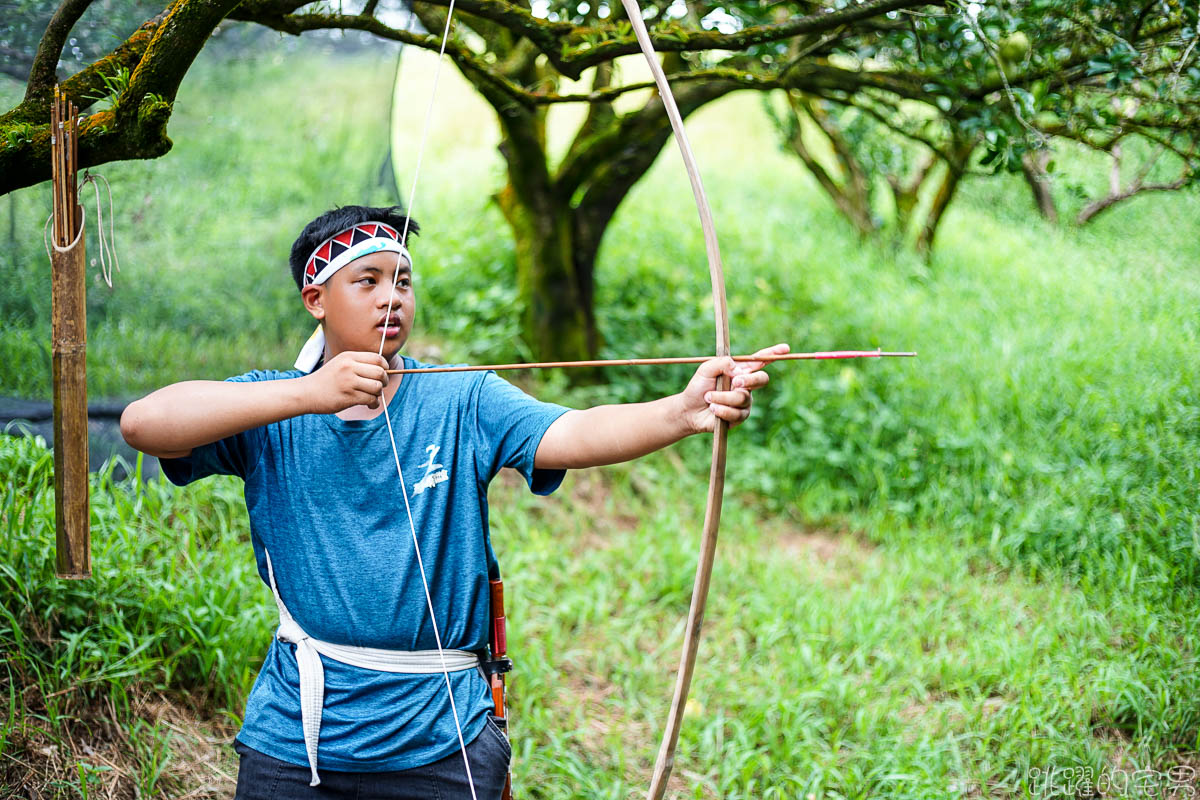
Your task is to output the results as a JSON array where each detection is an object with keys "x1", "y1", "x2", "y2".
[{"x1": 159, "y1": 356, "x2": 570, "y2": 772}]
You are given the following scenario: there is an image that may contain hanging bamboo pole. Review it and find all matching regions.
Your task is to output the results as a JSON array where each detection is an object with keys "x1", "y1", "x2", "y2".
[{"x1": 50, "y1": 86, "x2": 90, "y2": 579}]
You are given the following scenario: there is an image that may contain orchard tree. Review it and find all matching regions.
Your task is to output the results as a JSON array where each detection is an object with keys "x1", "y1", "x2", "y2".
[
  {"x1": 0, "y1": 0, "x2": 947, "y2": 360},
  {"x1": 4, "y1": 0, "x2": 1196, "y2": 356},
  {"x1": 767, "y1": 1, "x2": 1200, "y2": 251}
]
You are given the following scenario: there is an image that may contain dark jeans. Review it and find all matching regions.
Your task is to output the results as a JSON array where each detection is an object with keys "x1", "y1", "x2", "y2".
[{"x1": 233, "y1": 716, "x2": 511, "y2": 800}]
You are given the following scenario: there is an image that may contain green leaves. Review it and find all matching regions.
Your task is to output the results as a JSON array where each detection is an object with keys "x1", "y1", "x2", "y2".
[
  {"x1": 1086, "y1": 42, "x2": 1142, "y2": 90},
  {"x1": 83, "y1": 65, "x2": 132, "y2": 111}
]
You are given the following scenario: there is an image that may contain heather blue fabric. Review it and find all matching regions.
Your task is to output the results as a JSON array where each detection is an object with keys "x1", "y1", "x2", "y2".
[{"x1": 160, "y1": 356, "x2": 569, "y2": 772}]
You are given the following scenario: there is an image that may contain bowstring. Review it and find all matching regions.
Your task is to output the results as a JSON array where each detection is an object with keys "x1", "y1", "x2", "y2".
[{"x1": 375, "y1": 3, "x2": 478, "y2": 798}]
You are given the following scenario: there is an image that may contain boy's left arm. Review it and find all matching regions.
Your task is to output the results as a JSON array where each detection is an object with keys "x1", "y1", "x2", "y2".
[{"x1": 534, "y1": 343, "x2": 789, "y2": 470}]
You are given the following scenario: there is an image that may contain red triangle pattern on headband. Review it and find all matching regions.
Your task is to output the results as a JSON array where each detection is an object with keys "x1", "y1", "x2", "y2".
[{"x1": 304, "y1": 223, "x2": 401, "y2": 285}]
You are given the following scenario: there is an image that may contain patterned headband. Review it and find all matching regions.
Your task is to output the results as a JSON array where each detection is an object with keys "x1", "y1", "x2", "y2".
[
  {"x1": 303, "y1": 222, "x2": 412, "y2": 287},
  {"x1": 294, "y1": 221, "x2": 414, "y2": 373}
]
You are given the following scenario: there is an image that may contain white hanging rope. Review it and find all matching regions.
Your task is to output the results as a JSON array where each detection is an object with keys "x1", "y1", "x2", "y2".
[
  {"x1": 42, "y1": 171, "x2": 121, "y2": 289},
  {"x1": 82, "y1": 172, "x2": 120, "y2": 288},
  {"x1": 43, "y1": 206, "x2": 83, "y2": 256}
]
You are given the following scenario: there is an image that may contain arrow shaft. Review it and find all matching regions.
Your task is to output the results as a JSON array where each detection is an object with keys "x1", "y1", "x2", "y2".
[{"x1": 385, "y1": 350, "x2": 916, "y2": 374}]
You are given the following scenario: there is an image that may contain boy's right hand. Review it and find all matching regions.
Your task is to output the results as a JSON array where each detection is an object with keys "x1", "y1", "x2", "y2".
[{"x1": 303, "y1": 351, "x2": 391, "y2": 414}]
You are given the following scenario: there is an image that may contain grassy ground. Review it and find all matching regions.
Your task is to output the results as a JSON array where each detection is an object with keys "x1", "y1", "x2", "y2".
[{"x1": 2, "y1": 33, "x2": 1199, "y2": 799}]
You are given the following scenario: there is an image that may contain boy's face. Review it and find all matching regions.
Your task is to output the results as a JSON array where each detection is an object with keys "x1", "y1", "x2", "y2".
[{"x1": 300, "y1": 250, "x2": 415, "y2": 361}]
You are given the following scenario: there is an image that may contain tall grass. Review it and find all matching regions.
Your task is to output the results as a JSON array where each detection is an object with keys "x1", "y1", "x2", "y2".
[
  {"x1": 4, "y1": 433, "x2": 1199, "y2": 797},
  {"x1": 0, "y1": 430, "x2": 268, "y2": 794}
]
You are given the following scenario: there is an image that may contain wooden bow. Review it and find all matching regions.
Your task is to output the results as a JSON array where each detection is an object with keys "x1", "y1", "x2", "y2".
[{"x1": 615, "y1": 2, "x2": 732, "y2": 796}]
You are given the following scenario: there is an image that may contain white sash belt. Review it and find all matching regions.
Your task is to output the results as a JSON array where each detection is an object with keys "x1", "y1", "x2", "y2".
[{"x1": 263, "y1": 550, "x2": 480, "y2": 786}]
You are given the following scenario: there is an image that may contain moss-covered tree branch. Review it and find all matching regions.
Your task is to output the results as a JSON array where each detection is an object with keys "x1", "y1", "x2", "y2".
[
  {"x1": 1, "y1": 0, "x2": 241, "y2": 195},
  {"x1": 233, "y1": 0, "x2": 939, "y2": 79},
  {"x1": 24, "y1": 0, "x2": 98, "y2": 101},
  {"x1": 2, "y1": 16, "x2": 164, "y2": 127},
  {"x1": 558, "y1": 0, "x2": 942, "y2": 73}
]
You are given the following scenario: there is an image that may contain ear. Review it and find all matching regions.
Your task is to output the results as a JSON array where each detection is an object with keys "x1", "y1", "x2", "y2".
[{"x1": 301, "y1": 284, "x2": 326, "y2": 321}]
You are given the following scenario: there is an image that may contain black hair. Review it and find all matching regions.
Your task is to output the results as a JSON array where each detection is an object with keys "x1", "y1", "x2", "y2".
[{"x1": 289, "y1": 205, "x2": 419, "y2": 291}]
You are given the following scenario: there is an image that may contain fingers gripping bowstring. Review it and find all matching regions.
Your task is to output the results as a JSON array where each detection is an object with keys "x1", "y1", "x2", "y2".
[{"x1": 374, "y1": 4, "x2": 479, "y2": 799}]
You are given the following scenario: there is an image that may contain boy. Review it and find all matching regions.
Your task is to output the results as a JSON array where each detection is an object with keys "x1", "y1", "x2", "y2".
[{"x1": 120, "y1": 204, "x2": 784, "y2": 799}]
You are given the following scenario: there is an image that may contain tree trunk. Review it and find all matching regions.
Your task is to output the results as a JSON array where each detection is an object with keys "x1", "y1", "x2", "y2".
[
  {"x1": 494, "y1": 178, "x2": 595, "y2": 362},
  {"x1": 1020, "y1": 149, "x2": 1058, "y2": 222},
  {"x1": 784, "y1": 95, "x2": 875, "y2": 235},
  {"x1": 459, "y1": 45, "x2": 738, "y2": 361},
  {"x1": 913, "y1": 142, "x2": 974, "y2": 255},
  {"x1": 886, "y1": 152, "x2": 933, "y2": 241}
]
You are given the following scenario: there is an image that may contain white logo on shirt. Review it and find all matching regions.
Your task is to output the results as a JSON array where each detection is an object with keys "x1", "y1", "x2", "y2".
[{"x1": 412, "y1": 444, "x2": 449, "y2": 495}]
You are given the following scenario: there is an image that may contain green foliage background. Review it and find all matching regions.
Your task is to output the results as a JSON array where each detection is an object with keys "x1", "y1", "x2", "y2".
[{"x1": 1, "y1": 34, "x2": 1199, "y2": 798}]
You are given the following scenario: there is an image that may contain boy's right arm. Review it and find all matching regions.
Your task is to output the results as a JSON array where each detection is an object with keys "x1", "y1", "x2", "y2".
[{"x1": 120, "y1": 352, "x2": 391, "y2": 458}]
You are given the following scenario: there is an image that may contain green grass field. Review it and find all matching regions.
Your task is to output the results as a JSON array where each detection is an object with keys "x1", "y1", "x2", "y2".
[{"x1": 2, "y1": 34, "x2": 1199, "y2": 799}]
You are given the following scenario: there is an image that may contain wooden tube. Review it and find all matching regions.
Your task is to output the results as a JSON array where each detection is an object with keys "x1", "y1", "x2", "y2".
[
  {"x1": 489, "y1": 579, "x2": 507, "y2": 657},
  {"x1": 50, "y1": 88, "x2": 90, "y2": 579},
  {"x1": 487, "y1": 578, "x2": 511, "y2": 800}
]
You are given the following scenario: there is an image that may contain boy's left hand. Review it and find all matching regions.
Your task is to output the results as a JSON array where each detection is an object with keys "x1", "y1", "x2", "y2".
[{"x1": 681, "y1": 343, "x2": 789, "y2": 433}]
